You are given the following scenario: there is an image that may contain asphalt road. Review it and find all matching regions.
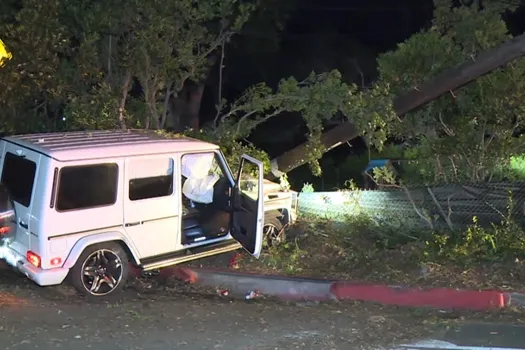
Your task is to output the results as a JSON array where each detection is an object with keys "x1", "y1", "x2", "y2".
[
  {"x1": 394, "y1": 323, "x2": 525, "y2": 349},
  {"x1": 0, "y1": 268, "x2": 524, "y2": 350}
]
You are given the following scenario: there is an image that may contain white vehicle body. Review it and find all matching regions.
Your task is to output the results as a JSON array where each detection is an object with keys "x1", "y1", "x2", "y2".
[
  {"x1": 0, "y1": 130, "x2": 268, "y2": 297},
  {"x1": 261, "y1": 179, "x2": 298, "y2": 242}
]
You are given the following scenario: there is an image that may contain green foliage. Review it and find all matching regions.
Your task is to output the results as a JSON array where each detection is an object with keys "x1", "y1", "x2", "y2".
[
  {"x1": 509, "y1": 156, "x2": 525, "y2": 179},
  {"x1": 300, "y1": 183, "x2": 315, "y2": 193},
  {"x1": 1, "y1": 0, "x2": 396, "y2": 179},
  {"x1": 279, "y1": 174, "x2": 291, "y2": 191},
  {"x1": 254, "y1": 196, "x2": 525, "y2": 284},
  {"x1": 212, "y1": 70, "x2": 396, "y2": 176},
  {"x1": 424, "y1": 206, "x2": 525, "y2": 265},
  {"x1": 250, "y1": 213, "x2": 424, "y2": 281},
  {"x1": 377, "y1": 0, "x2": 525, "y2": 185},
  {"x1": 0, "y1": 0, "x2": 254, "y2": 132},
  {"x1": 157, "y1": 128, "x2": 271, "y2": 174},
  {"x1": 262, "y1": 238, "x2": 308, "y2": 275}
]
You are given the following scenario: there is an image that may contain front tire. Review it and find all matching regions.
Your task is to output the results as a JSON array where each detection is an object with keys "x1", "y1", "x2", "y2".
[
  {"x1": 70, "y1": 242, "x2": 129, "y2": 298},
  {"x1": 264, "y1": 216, "x2": 286, "y2": 247}
]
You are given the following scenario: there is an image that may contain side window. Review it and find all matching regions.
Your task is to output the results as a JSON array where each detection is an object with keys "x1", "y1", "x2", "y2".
[
  {"x1": 238, "y1": 161, "x2": 259, "y2": 201},
  {"x1": 128, "y1": 157, "x2": 174, "y2": 201},
  {"x1": 1, "y1": 152, "x2": 37, "y2": 208},
  {"x1": 56, "y1": 163, "x2": 119, "y2": 212}
]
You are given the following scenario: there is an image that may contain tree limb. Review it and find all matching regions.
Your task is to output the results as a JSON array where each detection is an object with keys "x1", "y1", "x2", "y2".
[
  {"x1": 213, "y1": 39, "x2": 226, "y2": 128},
  {"x1": 268, "y1": 31, "x2": 525, "y2": 179},
  {"x1": 159, "y1": 83, "x2": 173, "y2": 129},
  {"x1": 118, "y1": 70, "x2": 132, "y2": 131}
]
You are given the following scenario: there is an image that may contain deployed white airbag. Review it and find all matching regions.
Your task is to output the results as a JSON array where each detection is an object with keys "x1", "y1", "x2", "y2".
[
  {"x1": 181, "y1": 153, "x2": 219, "y2": 204},
  {"x1": 182, "y1": 174, "x2": 220, "y2": 204}
]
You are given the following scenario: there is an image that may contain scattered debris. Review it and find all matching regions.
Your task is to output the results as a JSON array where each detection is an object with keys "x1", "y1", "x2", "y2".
[
  {"x1": 141, "y1": 270, "x2": 160, "y2": 278},
  {"x1": 245, "y1": 291, "x2": 260, "y2": 300},
  {"x1": 228, "y1": 253, "x2": 243, "y2": 269},
  {"x1": 217, "y1": 289, "x2": 229, "y2": 297}
]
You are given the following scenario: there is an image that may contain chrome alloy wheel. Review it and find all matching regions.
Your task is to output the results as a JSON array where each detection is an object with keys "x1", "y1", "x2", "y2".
[
  {"x1": 81, "y1": 249, "x2": 124, "y2": 296},
  {"x1": 263, "y1": 219, "x2": 286, "y2": 247},
  {"x1": 263, "y1": 223, "x2": 280, "y2": 242}
]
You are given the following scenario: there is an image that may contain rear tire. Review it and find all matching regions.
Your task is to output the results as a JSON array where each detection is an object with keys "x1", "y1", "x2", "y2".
[{"x1": 69, "y1": 242, "x2": 129, "y2": 298}]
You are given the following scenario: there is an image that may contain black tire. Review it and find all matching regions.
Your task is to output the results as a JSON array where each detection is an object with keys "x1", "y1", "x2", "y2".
[
  {"x1": 69, "y1": 242, "x2": 129, "y2": 298},
  {"x1": 264, "y1": 215, "x2": 286, "y2": 247}
]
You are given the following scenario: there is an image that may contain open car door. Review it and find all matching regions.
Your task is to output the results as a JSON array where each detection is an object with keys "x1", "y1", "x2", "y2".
[{"x1": 231, "y1": 155, "x2": 264, "y2": 258}]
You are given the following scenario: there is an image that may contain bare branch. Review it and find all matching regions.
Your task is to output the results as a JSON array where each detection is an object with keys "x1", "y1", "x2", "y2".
[
  {"x1": 427, "y1": 187, "x2": 454, "y2": 230},
  {"x1": 118, "y1": 70, "x2": 132, "y2": 131},
  {"x1": 438, "y1": 113, "x2": 455, "y2": 136},
  {"x1": 213, "y1": 39, "x2": 226, "y2": 128},
  {"x1": 349, "y1": 58, "x2": 366, "y2": 88},
  {"x1": 107, "y1": 35, "x2": 112, "y2": 83},
  {"x1": 159, "y1": 83, "x2": 173, "y2": 129},
  {"x1": 363, "y1": 172, "x2": 434, "y2": 229},
  {"x1": 235, "y1": 108, "x2": 286, "y2": 136}
]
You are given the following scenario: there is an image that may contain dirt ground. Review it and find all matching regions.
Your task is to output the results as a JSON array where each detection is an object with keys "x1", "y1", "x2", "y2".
[
  {"x1": 2, "y1": 263, "x2": 525, "y2": 350},
  {"x1": 0, "y1": 267, "x2": 456, "y2": 350}
]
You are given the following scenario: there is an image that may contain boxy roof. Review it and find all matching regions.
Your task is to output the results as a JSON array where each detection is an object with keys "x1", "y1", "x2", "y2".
[{"x1": 2, "y1": 129, "x2": 219, "y2": 161}]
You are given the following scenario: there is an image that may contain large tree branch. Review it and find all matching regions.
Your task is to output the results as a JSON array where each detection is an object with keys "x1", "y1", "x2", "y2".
[
  {"x1": 118, "y1": 70, "x2": 132, "y2": 131},
  {"x1": 267, "y1": 31, "x2": 525, "y2": 179}
]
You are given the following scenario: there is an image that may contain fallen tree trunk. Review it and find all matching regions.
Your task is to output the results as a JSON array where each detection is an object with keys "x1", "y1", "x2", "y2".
[{"x1": 268, "y1": 31, "x2": 525, "y2": 179}]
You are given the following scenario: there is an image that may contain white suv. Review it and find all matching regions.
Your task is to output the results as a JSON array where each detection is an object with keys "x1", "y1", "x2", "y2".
[{"x1": 0, "y1": 130, "x2": 265, "y2": 297}]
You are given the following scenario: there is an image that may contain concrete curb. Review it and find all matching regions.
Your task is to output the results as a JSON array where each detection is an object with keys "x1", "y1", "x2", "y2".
[
  {"x1": 169, "y1": 267, "x2": 525, "y2": 310},
  {"x1": 183, "y1": 268, "x2": 335, "y2": 300},
  {"x1": 4, "y1": 261, "x2": 525, "y2": 310}
]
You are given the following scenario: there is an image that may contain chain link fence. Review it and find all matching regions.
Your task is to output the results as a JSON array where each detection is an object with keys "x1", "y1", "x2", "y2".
[{"x1": 298, "y1": 181, "x2": 525, "y2": 231}]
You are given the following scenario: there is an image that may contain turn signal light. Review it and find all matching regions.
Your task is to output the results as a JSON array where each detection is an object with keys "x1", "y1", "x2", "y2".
[
  {"x1": 50, "y1": 257, "x2": 62, "y2": 266},
  {"x1": 0, "y1": 226, "x2": 9, "y2": 235},
  {"x1": 26, "y1": 251, "x2": 41, "y2": 268}
]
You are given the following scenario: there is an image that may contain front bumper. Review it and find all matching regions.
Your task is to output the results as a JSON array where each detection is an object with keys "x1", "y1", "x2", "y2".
[{"x1": 0, "y1": 244, "x2": 69, "y2": 287}]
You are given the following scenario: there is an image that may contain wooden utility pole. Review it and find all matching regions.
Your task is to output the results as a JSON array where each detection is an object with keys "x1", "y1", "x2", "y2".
[{"x1": 268, "y1": 31, "x2": 525, "y2": 179}]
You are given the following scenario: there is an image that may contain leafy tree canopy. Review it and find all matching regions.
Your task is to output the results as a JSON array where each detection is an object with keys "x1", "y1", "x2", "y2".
[
  {"x1": 0, "y1": 0, "x2": 396, "y2": 175},
  {"x1": 377, "y1": 0, "x2": 525, "y2": 184},
  {"x1": 0, "y1": 0, "x2": 254, "y2": 132}
]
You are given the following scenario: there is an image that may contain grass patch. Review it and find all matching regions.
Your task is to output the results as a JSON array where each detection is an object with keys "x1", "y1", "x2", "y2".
[{"x1": 236, "y1": 212, "x2": 525, "y2": 291}]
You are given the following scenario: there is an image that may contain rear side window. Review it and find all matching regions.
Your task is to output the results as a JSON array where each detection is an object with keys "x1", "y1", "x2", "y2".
[
  {"x1": 128, "y1": 157, "x2": 174, "y2": 201},
  {"x1": 56, "y1": 163, "x2": 119, "y2": 212},
  {"x1": 1, "y1": 152, "x2": 37, "y2": 207}
]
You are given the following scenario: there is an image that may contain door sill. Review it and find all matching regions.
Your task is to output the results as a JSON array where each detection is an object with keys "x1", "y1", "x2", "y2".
[{"x1": 140, "y1": 240, "x2": 242, "y2": 271}]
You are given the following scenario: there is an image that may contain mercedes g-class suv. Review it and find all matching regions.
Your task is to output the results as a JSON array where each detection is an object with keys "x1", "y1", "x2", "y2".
[{"x1": 0, "y1": 130, "x2": 278, "y2": 297}]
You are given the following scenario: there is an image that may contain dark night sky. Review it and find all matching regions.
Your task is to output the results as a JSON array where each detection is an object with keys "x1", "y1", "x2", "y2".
[{"x1": 285, "y1": 0, "x2": 435, "y2": 52}]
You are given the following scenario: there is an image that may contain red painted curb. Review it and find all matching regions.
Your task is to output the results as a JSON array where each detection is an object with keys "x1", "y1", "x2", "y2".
[
  {"x1": 330, "y1": 282, "x2": 509, "y2": 310},
  {"x1": 172, "y1": 268, "x2": 198, "y2": 283},
  {"x1": 128, "y1": 265, "x2": 198, "y2": 283}
]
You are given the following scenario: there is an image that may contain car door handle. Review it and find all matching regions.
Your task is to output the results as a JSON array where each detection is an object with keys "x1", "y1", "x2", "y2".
[
  {"x1": 19, "y1": 221, "x2": 28, "y2": 229},
  {"x1": 125, "y1": 222, "x2": 141, "y2": 227}
]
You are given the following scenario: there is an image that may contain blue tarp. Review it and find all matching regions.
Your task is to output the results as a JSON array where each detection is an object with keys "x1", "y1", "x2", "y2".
[{"x1": 364, "y1": 159, "x2": 389, "y2": 174}]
